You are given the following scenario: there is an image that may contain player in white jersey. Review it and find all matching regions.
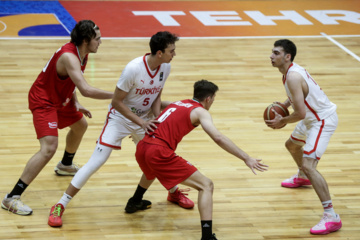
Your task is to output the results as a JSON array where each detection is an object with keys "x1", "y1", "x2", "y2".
[
  {"x1": 48, "y1": 31, "x2": 194, "y2": 228},
  {"x1": 267, "y1": 39, "x2": 341, "y2": 235}
]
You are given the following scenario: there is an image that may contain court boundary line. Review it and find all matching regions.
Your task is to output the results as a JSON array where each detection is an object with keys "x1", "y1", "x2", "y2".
[{"x1": 321, "y1": 32, "x2": 360, "y2": 62}]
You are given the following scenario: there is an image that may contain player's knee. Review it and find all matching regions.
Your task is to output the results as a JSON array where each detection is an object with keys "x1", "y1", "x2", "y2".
[
  {"x1": 71, "y1": 117, "x2": 88, "y2": 135},
  {"x1": 77, "y1": 118, "x2": 88, "y2": 134},
  {"x1": 201, "y1": 177, "x2": 214, "y2": 193},
  {"x1": 285, "y1": 139, "x2": 299, "y2": 153},
  {"x1": 40, "y1": 141, "x2": 58, "y2": 160}
]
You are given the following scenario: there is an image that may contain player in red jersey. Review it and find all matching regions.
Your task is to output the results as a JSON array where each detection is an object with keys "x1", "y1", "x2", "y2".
[
  {"x1": 131, "y1": 80, "x2": 268, "y2": 240},
  {"x1": 1, "y1": 20, "x2": 113, "y2": 216}
]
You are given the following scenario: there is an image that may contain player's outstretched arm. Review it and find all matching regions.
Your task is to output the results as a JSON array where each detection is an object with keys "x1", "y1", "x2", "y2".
[{"x1": 193, "y1": 108, "x2": 268, "y2": 174}]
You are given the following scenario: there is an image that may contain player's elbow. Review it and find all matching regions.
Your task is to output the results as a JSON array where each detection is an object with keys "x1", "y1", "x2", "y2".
[
  {"x1": 298, "y1": 111, "x2": 306, "y2": 119},
  {"x1": 212, "y1": 134, "x2": 225, "y2": 145},
  {"x1": 78, "y1": 87, "x2": 93, "y2": 98}
]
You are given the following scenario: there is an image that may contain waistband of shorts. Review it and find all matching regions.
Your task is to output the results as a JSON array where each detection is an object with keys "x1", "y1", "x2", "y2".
[{"x1": 142, "y1": 135, "x2": 172, "y2": 149}]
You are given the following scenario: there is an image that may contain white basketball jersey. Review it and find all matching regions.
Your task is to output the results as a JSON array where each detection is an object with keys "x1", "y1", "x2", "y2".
[
  {"x1": 283, "y1": 62, "x2": 336, "y2": 122},
  {"x1": 110, "y1": 53, "x2": 170, "y2": 121}
]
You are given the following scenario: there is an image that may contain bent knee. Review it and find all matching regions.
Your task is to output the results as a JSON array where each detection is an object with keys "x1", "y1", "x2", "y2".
[
  {"x1": 201, "y1": 178, "x2": 214, "y2": 193},
  {"x1": 40, "y1": 143, "x2": 58, "y2": 159},
  {"x1": 285, "y1": 139, "x2": 301, "y2": 152}
]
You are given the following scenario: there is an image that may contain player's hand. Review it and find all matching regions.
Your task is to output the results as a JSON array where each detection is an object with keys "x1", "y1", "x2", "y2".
[
  {"x1": 244, "y1": 158, "x2": 268, "y2": 175},
  {"x1": 141, "y1": 119, "x2": 160, "y2": 134},
  {"x1": 265, "y1": 110, "x2": 284, "y2": 129},
  {"x1": 75, "y1": 102, "x2": 92, "y2": 118}
]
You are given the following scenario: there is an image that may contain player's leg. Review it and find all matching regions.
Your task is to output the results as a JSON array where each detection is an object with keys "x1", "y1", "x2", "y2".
[
  {"x1": 303, "y1": 156, "x2": 341, "y2": 234},
  {"x1": 128, "y1": 130, "x2": 194, "y2": 211},
  {"x1": 125, "y1": 173, "x2": 154, "y2": 213},
  {"x1": 2, "y1": 108, "x2": 59, "y2": 216},
  {"x1": 48, "y1": 143, "x2": 113, "y2": 227},
  {"x1": 181, "y1": 171, "x2": 216, "y2": 240},
  {"x1": 303, "y1": 114, "x2": 341, "y2": 234},
  {"x1": 49, "y1": 114, "x2": 125, "y2": 227},
  {"x1": 54, "y1": 107, "x2": 86, "y2": 176},
  {"x1": 282, "y1": 121, "x2": 311, "y2": 188},
  {"x1": 125, "y1": 140, "x2": 154, "y2": 213},
  {"x1": 2, "y1": 135, "x2": 58, "y2": 215}
]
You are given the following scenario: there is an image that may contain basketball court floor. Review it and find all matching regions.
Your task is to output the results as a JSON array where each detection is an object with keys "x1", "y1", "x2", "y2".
[{"x1": 0, "y1": 1, "x2": 359, "y2": 239}]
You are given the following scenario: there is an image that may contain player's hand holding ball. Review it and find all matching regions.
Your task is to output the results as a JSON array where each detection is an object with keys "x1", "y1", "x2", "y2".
[{"x1": 263, "y1": 102, "x2": 289, "y2": 129}]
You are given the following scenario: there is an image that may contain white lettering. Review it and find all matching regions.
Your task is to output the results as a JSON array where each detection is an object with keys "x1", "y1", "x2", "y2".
[
  {"x1": 244, "y1": 10, "x2": 313, "y2": 25},
  {"x1": 132, "y1": 11, "x2": 185, "y2": 26},
  {"x1": 190, "y1": 11, "x2": 251, "y2": 26},
  {"x1": 305, "y1": 10, "x2": 360, "y2": 25}
]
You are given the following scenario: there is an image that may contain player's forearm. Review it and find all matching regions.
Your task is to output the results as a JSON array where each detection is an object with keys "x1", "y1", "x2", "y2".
[
  {"x1": 112, "y1": 100, "x2": 144, "y2": 126},
  {"x1": 213, "y1": 134, "x2": 251, "y2": 162},
  {"x1": 151, "y1": 97, "x2": 162, "y2": 118},
  {"x1": 79, "y1": 86, "x2": 113, "y2": 99}
]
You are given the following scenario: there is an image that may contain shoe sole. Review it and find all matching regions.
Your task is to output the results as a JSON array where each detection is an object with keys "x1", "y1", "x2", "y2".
[
  {"x1": 48, "y1": 220, "x2": 63, "y2": 227},
  {"x1": 125, "y1": 205, "x2": 151, "y2": 213},
  {"x1": 54, "y1": 168, "x2": 76, "y2": 176},
  {"x1": 1, "y1": 203, "x2": 33, "y2": 216},
  {"x1": 167, "y1": 199, "x2": 194, "y2": 209},
  {"x1": 310, "y1": 225, "x2": 342, "y2": 235},
  {"x1": 125, "y1": 203, "x2": 152, "y2": 213},
  {"x1": 281, "y1": 183, "x2": 312, "y2": 188}
]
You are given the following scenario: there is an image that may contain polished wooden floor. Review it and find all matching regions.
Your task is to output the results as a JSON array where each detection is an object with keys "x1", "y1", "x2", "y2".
[{"x1": 0, "y1": 36, "x2": 360, "y2": 240}]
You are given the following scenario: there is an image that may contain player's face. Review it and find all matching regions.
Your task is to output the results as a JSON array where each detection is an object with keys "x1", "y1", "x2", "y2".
[
  {"x1": 160, "y1": 43, "x2": 176, "y2": 63},
  {"x1": 87, "y1": 30, "x2": 102, "y2": 53},
  {"x1": 270, "y1": 46, "x2": 288, "y2": 68}
]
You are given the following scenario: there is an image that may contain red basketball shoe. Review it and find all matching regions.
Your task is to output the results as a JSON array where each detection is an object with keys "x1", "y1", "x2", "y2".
[
  {"x1": 167, "y1": 188, "x2": 194, "y2": 209},
  {"x1": 48, "y1": 203, "x2": 65, "y2": 227},
  {"x1": 281, "y1": 173, "x2": 312, "y2": 188}
]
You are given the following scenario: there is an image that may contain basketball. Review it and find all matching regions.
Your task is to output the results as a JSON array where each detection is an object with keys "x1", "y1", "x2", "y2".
[{"x1": 263, "y1": 103, "x2": 289, "y2": 128}]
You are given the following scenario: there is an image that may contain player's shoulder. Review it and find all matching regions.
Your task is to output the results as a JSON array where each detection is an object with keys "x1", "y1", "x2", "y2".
[{"x1": 125, "y1": 56, "x2": 143, "y2": 71}]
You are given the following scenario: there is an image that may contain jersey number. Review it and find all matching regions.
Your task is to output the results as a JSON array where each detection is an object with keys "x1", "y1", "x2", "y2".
[
  {"x1": 158, "y1": 108, "x2": 176, "y2": 122},
  {"x1": 143, "y1": 98, "x2": 150, "y2": 106}
]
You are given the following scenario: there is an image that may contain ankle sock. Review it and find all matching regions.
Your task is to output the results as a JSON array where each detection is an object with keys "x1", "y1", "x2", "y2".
[
  {"x1": 58, "y1": 193, "x2": 72, "y2": 208},
  {"x1": 169, "y1": 186, "x2": 178, "y2": 194},
  {"x1": 61, "y1": 151, "x2": 76, "y2": 166},
  {"x1": 322, "y1": 200, "x2": 336, "y2": 217},
  {"x1": 8, "y1": 179, "x2": 28, "y2": 197},
  {"x1": 201, "y1": 220, "x2": 213, "y2": 239},
  {"x1": 132, "y1": 185, "x2": 147, "y2": 202}
]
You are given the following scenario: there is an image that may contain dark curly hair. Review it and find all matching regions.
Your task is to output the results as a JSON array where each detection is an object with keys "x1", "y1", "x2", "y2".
[{"x1": 71, "y1": 20, "x2": 99, "y2": 46}]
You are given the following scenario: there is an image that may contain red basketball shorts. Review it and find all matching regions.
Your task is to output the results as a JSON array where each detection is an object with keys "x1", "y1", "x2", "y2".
[
  {"x1": 135, "y1": 141, "x2": 198, "y2": 190},
  {"x1": 31, "y1": 104, "x2": 83, "y2": 139}
]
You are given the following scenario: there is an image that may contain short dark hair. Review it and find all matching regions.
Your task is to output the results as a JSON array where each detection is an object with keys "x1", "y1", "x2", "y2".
[
  {"x1": 274, "y1": 39, "x2": 297, "y2": 61},
  {"x1": 149, "y1": 31, "x2": 179, "y2": 55},
  {"x1": 193, "y1": 80, "x2": 219, "y2": 101},
  {"x1": 71, "y1": 20, "x2": 99, "y2": 46}
]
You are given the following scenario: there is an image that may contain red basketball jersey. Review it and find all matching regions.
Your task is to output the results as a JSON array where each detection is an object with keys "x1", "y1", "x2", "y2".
[
  {"x1": 28, "y1": 42, "x2": 88, "y2": 110},
  {"x1": 144, "y1": 99, "x2": 203, "y2": 150}
]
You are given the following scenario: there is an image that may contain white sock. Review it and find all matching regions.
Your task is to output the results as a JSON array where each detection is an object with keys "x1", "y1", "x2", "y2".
[
  {"x1": 322, "y1": 200, "x2": 336, "y2": 217},
  {"x1": 169, "y1": 186, "x2": 178, "y2": 193},
  {"x1": 58, "y1": 193, "x2": 72, "y2": 208}
]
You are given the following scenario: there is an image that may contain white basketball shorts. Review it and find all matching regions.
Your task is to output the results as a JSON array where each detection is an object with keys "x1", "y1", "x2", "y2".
[
  {"x1": 97, "y1": 112, "x2": 147, "y2": 150},
  {"x1": 290, "y1": 112, "x2": 338, "y2": 160}
]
